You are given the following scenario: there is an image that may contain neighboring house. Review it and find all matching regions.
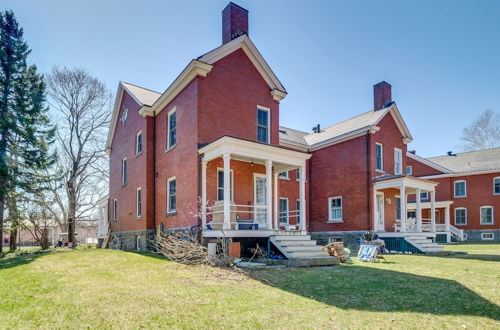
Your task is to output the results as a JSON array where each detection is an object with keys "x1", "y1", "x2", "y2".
[
  {"x1": 2, "y1": 224, "x2": 98, "y2": 247},
  {"x1": 102, "y1": 2, "x2": 499, "y2": 255},
  {"x1": 407, "y1": 148, "x2": 500, "y2": 241}
]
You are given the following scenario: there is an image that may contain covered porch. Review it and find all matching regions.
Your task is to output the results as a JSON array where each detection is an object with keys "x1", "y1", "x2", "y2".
[{"x1": 198, "y1": 136, "x2": 311, "y2": 238}]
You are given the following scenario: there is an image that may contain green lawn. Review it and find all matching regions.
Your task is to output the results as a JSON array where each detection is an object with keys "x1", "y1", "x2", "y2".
[{"x1": 1, "y1": 244, "x2": 499, "y2": 329}]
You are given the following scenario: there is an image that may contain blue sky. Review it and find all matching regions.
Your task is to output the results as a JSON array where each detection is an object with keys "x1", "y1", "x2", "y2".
[{"x1": 4, "y1": 0, "x2": 499, "y2": 157}]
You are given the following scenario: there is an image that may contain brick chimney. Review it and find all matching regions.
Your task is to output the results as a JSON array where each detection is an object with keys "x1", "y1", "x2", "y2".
[
  {"x1": 373, "y1": 81, "x2": 392, "y2": 110},
  {"x1": 222, "y1": 2, "x2": 248, "y2": 44}
]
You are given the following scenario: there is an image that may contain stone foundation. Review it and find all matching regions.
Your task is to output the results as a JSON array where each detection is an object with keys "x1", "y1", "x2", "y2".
[
  {"x1": 310, "y1": 231, "x2": 366, "y2": 251},
  {"x1": 463, "y1": 229, "x2": 500, "y2": 242},
  {"x1": 109, "y1": 229, "x2": 155, "y2": 251}
]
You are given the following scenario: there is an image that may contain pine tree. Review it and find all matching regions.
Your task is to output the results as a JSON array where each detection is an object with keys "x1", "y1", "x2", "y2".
[{"x1": 0, "y1": 10, "x2": 56, "y2": 252}]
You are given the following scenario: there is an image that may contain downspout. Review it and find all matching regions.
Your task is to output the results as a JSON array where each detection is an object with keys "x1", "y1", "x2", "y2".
[{"x1": 366, "y1": 132, "x2": 372, "y2": 231}]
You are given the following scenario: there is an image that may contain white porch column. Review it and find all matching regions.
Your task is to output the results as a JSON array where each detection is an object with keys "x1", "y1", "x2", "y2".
[
  {"x1": 201, "y1": 160, "x2": 207, "y2": 229},
  {"x1": 445, "y1": 205, "x2": 451, "y2": 243},
  {"x1": 400, "y1": 186, "x2": 407, "y2": 232},
  {"x1": 416, "y1": 188, "x2": 422, "y2": 232},
  {"x1": 430, "y1": 190, "x2": 436, "y2": 233},
  {"x1": 223, "y1": 153, "x2": 231, "y2": 230},
  {"x1": 273, "y1": 173, "x2": 278, "y2": 229},
  {"x1": 299, "y1": 165, "x2": 306, "y2": 231},
  {"x1": 373, "y1": 188, "x2": 378, "y2": 231},
  {"x1": 265, "y1": 160, "x2": 273, "y2": 229}
]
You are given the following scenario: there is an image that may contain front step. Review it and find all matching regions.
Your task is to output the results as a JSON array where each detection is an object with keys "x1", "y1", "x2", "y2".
[
  {"x1": 270, "y1": 235, "x2": 337, "y2": 266},
  {"x1": 278, "y1": 240, "x2": 317, "y2": 247},
  {"x1": 288, "y1": 251, "x2": 330, "y2": 258},
  {"x1": 273, "y1": 235, "x2": 311, "y2": 240}
]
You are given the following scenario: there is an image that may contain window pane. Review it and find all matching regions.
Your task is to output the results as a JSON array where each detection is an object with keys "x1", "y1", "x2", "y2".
[
  {"x1": 279, "y1": 199, "x2": 288, "y2": 223},
  {"x1": 395, "y1": 198, "x2": 401, "y2": 220},
  {"x1": 296, "y1": 200, "x2": 301, "y2": 223},
  {"x1": 495, "y1": 179, "x2": 500, "y2": 194}
]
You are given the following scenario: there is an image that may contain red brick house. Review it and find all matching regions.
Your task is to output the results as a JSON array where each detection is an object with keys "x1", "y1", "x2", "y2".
[{"x1": 101, "y1": 3, "x2": 498, "y2": 255}]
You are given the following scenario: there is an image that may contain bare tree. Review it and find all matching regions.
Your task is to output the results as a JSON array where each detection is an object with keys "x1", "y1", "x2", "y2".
[
  {"x1": 460, "y1": 110, "x2": 500, "y2": 151},
  {"x1": 46, "y1": 67, "x2": 112, "y2": 246},
  {"x1": 20, "y1": 202, "x2": 54, "y2": 250}
]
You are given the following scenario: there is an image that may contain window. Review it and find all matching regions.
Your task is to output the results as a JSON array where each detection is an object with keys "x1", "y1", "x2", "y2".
[
  {"x1": 113, "y1": 199, "x2": 118, "y2": 221},
  {"x1": 394, "y1": 148, "x2": 402, "y2": 175},
  {"x1": 121, "y1": 158, "x2": 127, "y2": 185},
  {"x1": 395, "y1": 196, "x2": 401, "y2": 221},
  {"x1": 406, "y1": 165, "x2": 413, "y2": 175},
  {"x1": 480, "y1": 206, "x2": 494, "y2": 225},
  {"x1": 136, "y1": 236, "x2": 141, "y2": 251},
  {"x1": 434, "y1": 210, "x2": 440, "y2": 222},
  {"x1": 217, "y1": 169, "x2": 234, "y2": 201},
  {"x1": 167, "y1": 109, "x2": 176, "y2": 149},
  {"x1": 167, "y1": 177, "x2": 176, "y2": 214},
  {"x1": 136, "y1": 188, "x2": 142, "y2": 218},
  {"x1": 328, "y1": 236, "x2": 343, "y2": 243},
  {"x1": 420, "y1": 192, "x2": 429, "y2": 201},
  {"x1": 481, "y1": 233, "x2": 494, "y2": 240},
  {"x1": 375, "y1": 143, "x2": 383, "y2": 171},
  {"x1": 455, "y1": 208, "x2": 467, "y2": 225},
  {"x1": 296, "y1": 169, "x2": 301, "y2": 181},
  {"x1": 454, "y1": 180, "x2": 466, "y2": 197},
  {"x1": 279, "y1": 198, "x2": 289, "y2": 224},
  {"x1": 257, "y1": 107, "x2": 269, "y2": 144},
  {"x1": 494, "y1": 177, "x2": 500, "y2": 195},
  {"x1": 328, "y1": 196, "x2": 343, "y2": 222},
  {"x1": 279, "y1": 171, "x2": 289, "y2": 179},
  {"x1": 135, "y1": 131, "x2": 143, "y2": 155},
  {"x1": 296, "y1": 200, "x2": 301, "y2": 223}
]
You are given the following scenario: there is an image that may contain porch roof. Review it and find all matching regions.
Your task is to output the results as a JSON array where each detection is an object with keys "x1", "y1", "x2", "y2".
[
  {"x1": 198, "y1": 136, "x2": 311, "y2": 172},
  {"x1": 373, "y1": 175, "x2": 438, "y2": 193}
]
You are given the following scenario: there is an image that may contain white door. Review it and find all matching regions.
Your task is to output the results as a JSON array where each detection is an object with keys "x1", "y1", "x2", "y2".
[
  {"x1": 254, "y1": 174, "x2": 267, "y2": 228},
  {"x1": 376, "y1": 193, "x2": 385, "y2": 231}
]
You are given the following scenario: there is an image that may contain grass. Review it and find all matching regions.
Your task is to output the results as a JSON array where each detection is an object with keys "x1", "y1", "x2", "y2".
[{"x1": 0, "y1": 244, "x2": 499, "y2": 329}]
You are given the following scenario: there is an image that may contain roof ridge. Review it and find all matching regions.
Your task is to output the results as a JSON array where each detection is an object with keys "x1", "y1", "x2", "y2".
[
  {"x1": 428, "y1": 146, "x2": 500, "y2": 159},
  {"x1": 279, "y1": 126, "x2": 309, "y2": 135},
  {"x1": 121, "y1": 81, "x2": 161, "y2": 95},
  {"x1": 319, "y1": 108, "x2": 385, "y2": 132}
]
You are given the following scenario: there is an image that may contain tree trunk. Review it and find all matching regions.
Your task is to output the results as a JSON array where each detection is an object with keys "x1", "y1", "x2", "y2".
[
  {"x1": 9, "y1": 226, "x2": 17, "y2": 251},
  {"x1": 0, "y1": 195, "x2": 4, "y2": 253},
  {"x1": 67, "y1": 183, "x2": 77, "y2": 247}
]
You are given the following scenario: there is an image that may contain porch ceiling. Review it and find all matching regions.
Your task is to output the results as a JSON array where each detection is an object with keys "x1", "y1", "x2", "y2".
[
  {"x1": 373, "y1": 175, "x2": 438, "y2": 192},
  {"x1": 198, "y1": 136, "x2": 311, "y2": 172}
]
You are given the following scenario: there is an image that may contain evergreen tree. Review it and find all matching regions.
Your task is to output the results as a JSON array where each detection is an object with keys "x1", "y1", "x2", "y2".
[{"x1": 0, "y1": 10, "x2": 56, "y2": 252}]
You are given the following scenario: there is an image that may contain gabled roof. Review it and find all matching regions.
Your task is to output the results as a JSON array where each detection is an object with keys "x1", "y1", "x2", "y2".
[
  {"x1": 279, "y1": 103, "x2": 413, "y2": 151},
  {"x1": 279, "y1": 126, "x2": 309, "y2": 149},
  {"x1": 121, "y1": 82, "x2": 161, "y2": 106},
  {"x1": 427, "y1": 147, "x2": 500, "y2": 173},
  {"x1": 406, "y1": 152, "x2": 452, "y2": 174}
]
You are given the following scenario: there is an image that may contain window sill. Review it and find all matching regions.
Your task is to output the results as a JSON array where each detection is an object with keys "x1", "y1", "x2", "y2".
[
  {"x1": 455, "y1": 223, "x2": 467, "y2": 226},
  {"x1": 121, "y1": 183, "x2": 127, "y2": 188},
  {"x1": 165, "y1": 145, "x2": 177, "y2": 153},
  {"x1": 165, "y1": 211, "x2": 177, "y2": 217},
  {"x1": 480, "y1": 223, "x2": 494, "y2": 226},
  {"x1": 136, "y1": 216, "x2": 142, "y2": 220},
  {"x1": 375, "y1": 169, "x2": 385, "y2": 174},
  {"x1": 134, "y1": 151, "x2": 143, "y2": 158},
  {"x1": 454, "y1": 195, "x2": 467, "y2": 198},
  {"x1": 327, "y1": 220, "x2": 343, "y2": 224},
  {"x1": 279, "y1": 177, "x2": 290, "y2": 180}
]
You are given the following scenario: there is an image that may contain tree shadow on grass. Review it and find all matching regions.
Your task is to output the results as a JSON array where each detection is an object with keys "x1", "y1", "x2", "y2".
[
  {"x1": 0, "y1": 253, "x2": 45, "y2": 270},
  {"x1": 440, "y1": 254, "x2": 500, "y2": 262},
  {"x1": 251, "y1": 265, "x2": 500, "y2": 321}
]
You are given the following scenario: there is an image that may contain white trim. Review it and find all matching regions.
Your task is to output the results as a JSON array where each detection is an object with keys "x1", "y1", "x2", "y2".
[
  {"x1": 407, "y1": 200, "x2": 454, "y2": 210},
  {"x1": 395, "y1": 195, "x2": 401, "y2": 222},
  {"x1": 136, "y1": 236, "x2": 141, "y2": 251},
  {"x1": 481, "y1": 232, "x2": 495, "y2": 240},
  {"x1": 121, "y1": 158, "x2": 127, "y2": 186},
  {"x1": 373, "y1": 176, "x2": 438, "y2": 191},
  {"x1": 394, "y1": 148, "x2": 403, "y2": 175},
  {"x1": 308, "y1": 126, "x2": 380, "y2": 152},
  {"x1": 480, "y1": 206, "x2": 494, "y2": 225},
  {"x1": 167, "y1": 176, "x2": 177, "y2": 214},
  {"x1": 328, "y1": 196, "x2": 343, "y2": 223},
  {"x1": 257, "y1": 106, "x2": 270, "y2": 144},
  {"x1": 375, "y1": 143, "x2": 384, "y2": 172},
  {"x1": 217, "y1": 168, "x2": 234, "y2": 201},
  {"x1": 454, "y1": 207, "x2": 467, "y2": 226},
  {"x1": 136, "y1": 187, "x2": 142, "y2": 219},
  {"x1": 406, "y1": 151, "x2": 451, "y2": 174},
  {"x1": 279, "y1": 197, "x2": 289, "y2": 224},
  {"x1": 113, "y1": 199, "x2": 118, "y2": 221},
  {"x1": 167, "y1": 107, "x2": 177, "y2": 150},
  {"x1": 454, "y1": 180, "x2": 467, "y2": 198},
  {"x1": 374, "y1": 192, "x2": 385, "y2": 231},
  {"x1": 493, "y1": 177, "x2": 500, "y2": 195},
  {"x1": 135, "y1": 130, "x2": 143, "y2": 156},
  {"x1": 421, "y1": 169, "x2": 500, "y2": 179},
  {"x1": 373, "y1": 104, "x2": 413, "y2": 144},
  {"x1": 253, "y1": 173, "x2": 267, "y2": 219},
  {"x1": 420, "y1": 191, "x2": 429, "y2": 201},
  {"x1": 279, "y1": 171, "x2": 289, "y2": 179}
]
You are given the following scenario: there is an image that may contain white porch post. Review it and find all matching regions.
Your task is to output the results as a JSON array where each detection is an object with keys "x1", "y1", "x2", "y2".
[
  {"x1": 445, "y1": 205, "x2": 451, "y2": 243},
  {"x1": 265, "y1": 160, "x2": 273, "y2": 230},
  {"x1": 273, "y1": 173, "x2": 278, "y2": 230},
  {"x1": 373, "y1": 188, "x2": 378, "y2": 231},
  {"x1": 223, "y1": 153, "x2": 231, "y2": 230},
  {"x1": 299, "y1": 165, "x2": 306, "y2": 231},
  {"x1": 400, "y1": 185, "x2": 407, "y2": 232},
  {"x1": 430, "y1": 190, "x2": 436, "y2": 233},
  {"x1": 201, "y1": 160, "x2": 207, "y2": 229},
  {"x1": 416, "y1": 188, "x2": 422, "y2": 232}
]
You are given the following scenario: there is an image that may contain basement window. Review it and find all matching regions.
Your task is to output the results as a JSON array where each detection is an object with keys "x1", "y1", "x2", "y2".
[{"x1": 481, "y1": 233, "x2": 494, "y2": 240}]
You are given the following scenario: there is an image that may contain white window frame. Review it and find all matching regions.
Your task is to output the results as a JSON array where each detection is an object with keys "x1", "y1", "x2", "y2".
[
  {"x1": 494, "y1": 177, "x2": 500, "y2": 195},
  {"x1": 406, "y1": 165, "x2": 413, "y2": 175},
  {"x1": 279, "y1": 171, "x2": 289, "y2": 179},
  {"x1": 256, "y1": 106, "x2": 270, "y2": 144},
  {"x1": 328, "y1": 196, "x2": 343, "y2": 223},
  {"x1": 480, "y1": 206, "x2": 494, "y2": 225},
  {"x1": 167, "y1": 176, "x2": 176, "y2": 214},
  {"x1": 217, "y1": 168, "x2": 234, "y2": 201},
  {"x1": 454, "y1": 180, "x2": 467, "y2": 198},
  {"x1": 167, "y1": 107, "x2": 177, "y2": 150},
  {"x1": 296, "y1": 169, "x2": 301, "y2": 181},
  {"x1": 454, "y1": 207, "x2": 467, "y2": 226},
  {"x1": 136, "y1": 236, "x2": 141, "y2": 251},
  {"x1": 296, "y1": 199, "x2": 301, "y2": 223},
  {"x1": 113, "y1": 199, "x2": 118, "y2": 221},
  {"x1": 481, "y1": 232, "x2": 494, "y2": 240},
  {"x1": 394, "y1": 148, "x2": 403, "y2": 175},
  {"x1": 121, "y1": 158, "x2": 127, "y2": 185},
  {"x1": 420, "y1": 192, "x2": 429, "y2": 201},
  {"x1": 279, "y1": 197, "x2": 289, "y2": 224},
  {"x1": 136, "y1": 187, "x2": 142, "y2": 219},
  {"x1": 375, "y1": 143, "x2": 384, "y2": 172},
  {"x1": 135, "y1": 130, "x2": 143, "y2": 156},
  {"x1": 395, "y1": 195, "x2": 401, "y2": 222}
]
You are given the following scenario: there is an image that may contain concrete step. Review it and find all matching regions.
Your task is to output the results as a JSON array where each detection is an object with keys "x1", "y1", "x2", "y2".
[
  {"x1": 273, "y1": 235, "x2": 310, "y2": 241},
  {"x1": 421, "y1": 246, "x2": 444, "y2": 252},
  {"x1": 285, "y1": 245, "x2": 324, "y2": 252},
  {"x1": 288, "y1": 251, "x2": 330, "y2": 258},
  {"x1": 278, "y1": 240, "x2": 318, "y2": 247},
  {"x1": 289, "y1": 256, "x2": 339, "y2": 267}
]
